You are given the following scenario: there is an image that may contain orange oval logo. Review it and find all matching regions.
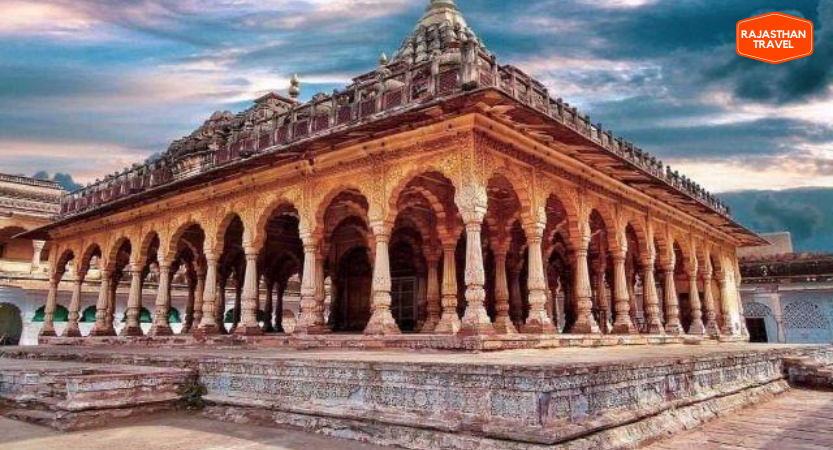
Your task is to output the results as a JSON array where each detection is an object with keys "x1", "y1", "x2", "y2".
[{"x1": 737, "y1": 13, "x2": 814, "y2": 64}]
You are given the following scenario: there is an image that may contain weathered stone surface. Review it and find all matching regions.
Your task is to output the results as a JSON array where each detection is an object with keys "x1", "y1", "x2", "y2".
[
  {"x1": 0, "y1": 359, "x2": 193, "y2": 431},
  {"x1": 2, "y1": 344, "x2": 831, "y2": 449}
]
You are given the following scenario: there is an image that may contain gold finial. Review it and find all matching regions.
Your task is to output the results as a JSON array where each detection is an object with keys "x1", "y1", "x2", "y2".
[
  {"x1": 288, "y1": 74, "x2": 300, "y2": 100},
  {"x1": 428, "y1": 0, "x2": 457, "y2": 10}
]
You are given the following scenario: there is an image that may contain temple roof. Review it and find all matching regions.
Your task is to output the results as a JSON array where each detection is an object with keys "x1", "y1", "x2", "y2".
[{"x1": 37, "y1": 0, "x2": 766, "y2": 247}]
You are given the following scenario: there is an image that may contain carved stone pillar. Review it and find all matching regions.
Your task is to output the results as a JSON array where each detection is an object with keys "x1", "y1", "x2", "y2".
[
  {"x1": 718, "y1": 272, "x2": 735, "y2": 336},
  {"x1": 570, "y1": 235, "x2": 600, "y2": 334},
  {"x1": 230, "y1": 280, "x2": 242, "y2": 332},
  {"x1": 187, "y1": 271, "x2": 205, "y2": 334},
  {"x1": 687, "y1": 266, "x2": 705, "y2": 336},
  {"x1": 64, "y1": 275, "x2": 84, "y2": 338},
  {"x1": 702, "y1": 270, "x2": 720, "y2": 338},
  {"x1": 149, "y1": 264, "x2": 173, "y2": 336},
  {"x1": 642, "y1": 260, "x2": 664, "y2": 334},
  {"x1": 365, "y1": 222, "x2": 400, "y2": 335},
  {"x1": 421, "y1": 250, "x2": 441, "y2": 333},
  {"x1": 106, "y1": 275, "x2": 117, "y2": 330},
  {"x1": 435, "y1": 241, "x2": 461, "y2": 334},
  {"x1": 663, "y1": 265, "x2": 683, "y2": 335},
  {"x1": 492, "y1": 245, "x2": 517, "y2": 335},
  {"x1": 611, "y1": 253, "x2": 637, "y2": 334},
  {"x1": 594, "y1": 261, "x2": 612, "y2": 334},
  {"x1": 31, "y1": 240, "x2": 45, "y2": 272},
  {"x1": 90, "y1": 271, "x2": 115, "y2": 337},
  {"x1": 121, "y1": 264, "x2": 145, "y2": 337},
  {"x1": 262, "y1": 278, "x2": 275, "y2": 333},
  {"x1": 236, "y1": 249, "x2": 263, "y2": 335},
  {"x1": 181, "y1": 276, "x2": 196, "y2": 334},
  {"x1": 197, "y1": 254, "x2": 220, "y2": 335},
  {"x1": 460, "y1": 219, "x2": 495, "y2": 336},
  {"x1": 295, "y1": 236, "x2": 326, "y2": 334},
  {"x1": 217, "y1": 278, "x2": 229, "y2": 334},
  {"x1": 522, "y1": 224, "x2": 555, "y2": 334},
  {"x1": 274, "y1": 281, "x2": 286, "y2": 333},
  {"x1": 39, "y1": 275, "x2": 60, "y2": 337},
  {"x1": 509, "y1": 262, "x2": 524, "y2": 329}
]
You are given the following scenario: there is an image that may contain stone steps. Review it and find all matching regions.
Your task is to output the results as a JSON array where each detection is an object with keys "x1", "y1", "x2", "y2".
[
  {"x1": 783, "y1": 356, "x2": 833, "y2": 390},
  {"x1": 0, "y1": 359, "x2": 195, "y2": 430}
]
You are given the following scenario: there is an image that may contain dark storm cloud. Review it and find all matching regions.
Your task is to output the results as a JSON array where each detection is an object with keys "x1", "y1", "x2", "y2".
[
  {"x1": 723, "y1": 188, "x2": 833, "y2": 252},
  {"x1": 618, "y1": 118, "x2": 833, "y2": 158},
  {"x1": 704, "y1": 0, "x2": 833, "y2": 104}
]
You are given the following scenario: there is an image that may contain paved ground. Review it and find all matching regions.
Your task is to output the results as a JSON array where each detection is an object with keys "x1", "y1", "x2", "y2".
[
  {"x1": 0, "y1": 413, "x2": 388, "y2": 450},
  {"x1": 644, "y1": 389, "x2": 833, "y2": 450},
  {"x1": 5, "y1": 343, "x2": 825, "y2": 367}
]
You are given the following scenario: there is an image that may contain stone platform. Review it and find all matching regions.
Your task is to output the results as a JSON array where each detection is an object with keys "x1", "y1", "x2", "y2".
[
  {"x1": 39, "y1": 332, "x2": 745, "y2": 352},
  {"x1": 2, "y1": 344, "x2": 831, "y2": 450},
  {"x1": 0, "y1": 358, "x2": 193, "y2": 430}
]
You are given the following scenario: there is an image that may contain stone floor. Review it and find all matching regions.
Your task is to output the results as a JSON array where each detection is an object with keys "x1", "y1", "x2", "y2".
[
  {"x1": 644, "y1": 389, "x2": 833, "y2": 450},
  {"x1": 0, "y1": 412, "x2": 389, "y2": 450},
  {"x1": 6, "y1": 342, "x2": 823, "y2": 367}
]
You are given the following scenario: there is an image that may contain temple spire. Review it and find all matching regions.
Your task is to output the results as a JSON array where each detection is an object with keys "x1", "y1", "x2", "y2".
[{"x1": 393, "y1": 0, "x2": 486, "y2": 64}]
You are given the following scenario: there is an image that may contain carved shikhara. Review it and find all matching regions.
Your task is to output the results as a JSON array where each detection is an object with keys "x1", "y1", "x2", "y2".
[{"x1": 41, "y1": 115, "x2": 749, "y2": 339}]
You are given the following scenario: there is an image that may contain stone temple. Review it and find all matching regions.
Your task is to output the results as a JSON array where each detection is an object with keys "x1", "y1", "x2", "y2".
[{"x1": 3, "y1": 1, "x2": 831, "y2": 449}]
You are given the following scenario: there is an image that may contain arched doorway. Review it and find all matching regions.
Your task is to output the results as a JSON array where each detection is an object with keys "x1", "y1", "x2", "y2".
[
  {"x1": 389, "y1": 232, "x2": 425, "y2": 332},
  {"x1": 334, "y1": 246, "x2": 372, "y2": 332},
  {"x1": 0, "y1": 303, "x2": 22, "y2": 345},
  {"x1": 320, "y1": 189, "x2": 372, "y2": 333}
]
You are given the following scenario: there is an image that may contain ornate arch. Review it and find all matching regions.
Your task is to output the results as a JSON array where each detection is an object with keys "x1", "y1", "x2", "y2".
[
  {"x1": 251, "y1": 191, "x2": 302, "y2": 249},
  {"x1": 483, "y1": 164, "x2": 536, "y2": 227},
  {"x1": 385, "y1": 165, "x2": 459, "y2": 222},
  {"x1": 136, "y1": 229, "x2": 161, "y2": 267},
  {"x1": 53, "y1": 248, "x2": 76, "y2": 276},
  {"x1": 104, "y1": 234, "x2": 132, "y2": 271},
  {"x1": 78, "y1": 242, "x2": 103, "y2": 272},
  {"x1": 313, "y1": 183, "x2": 371, "y2": 238}
]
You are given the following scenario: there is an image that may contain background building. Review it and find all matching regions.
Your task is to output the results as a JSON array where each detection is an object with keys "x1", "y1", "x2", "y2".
[
  {"x1": 0, "y1": 174, "x2": 63, "y2": 344},
  {"x1": 740, "y1": 232, "x2": 833, "y2": 344}
]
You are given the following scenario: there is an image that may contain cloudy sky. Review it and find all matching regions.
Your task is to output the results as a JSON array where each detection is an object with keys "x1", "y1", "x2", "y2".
[{"x1": 0, "y1": 0, "x2": 831, "y2": 248}]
